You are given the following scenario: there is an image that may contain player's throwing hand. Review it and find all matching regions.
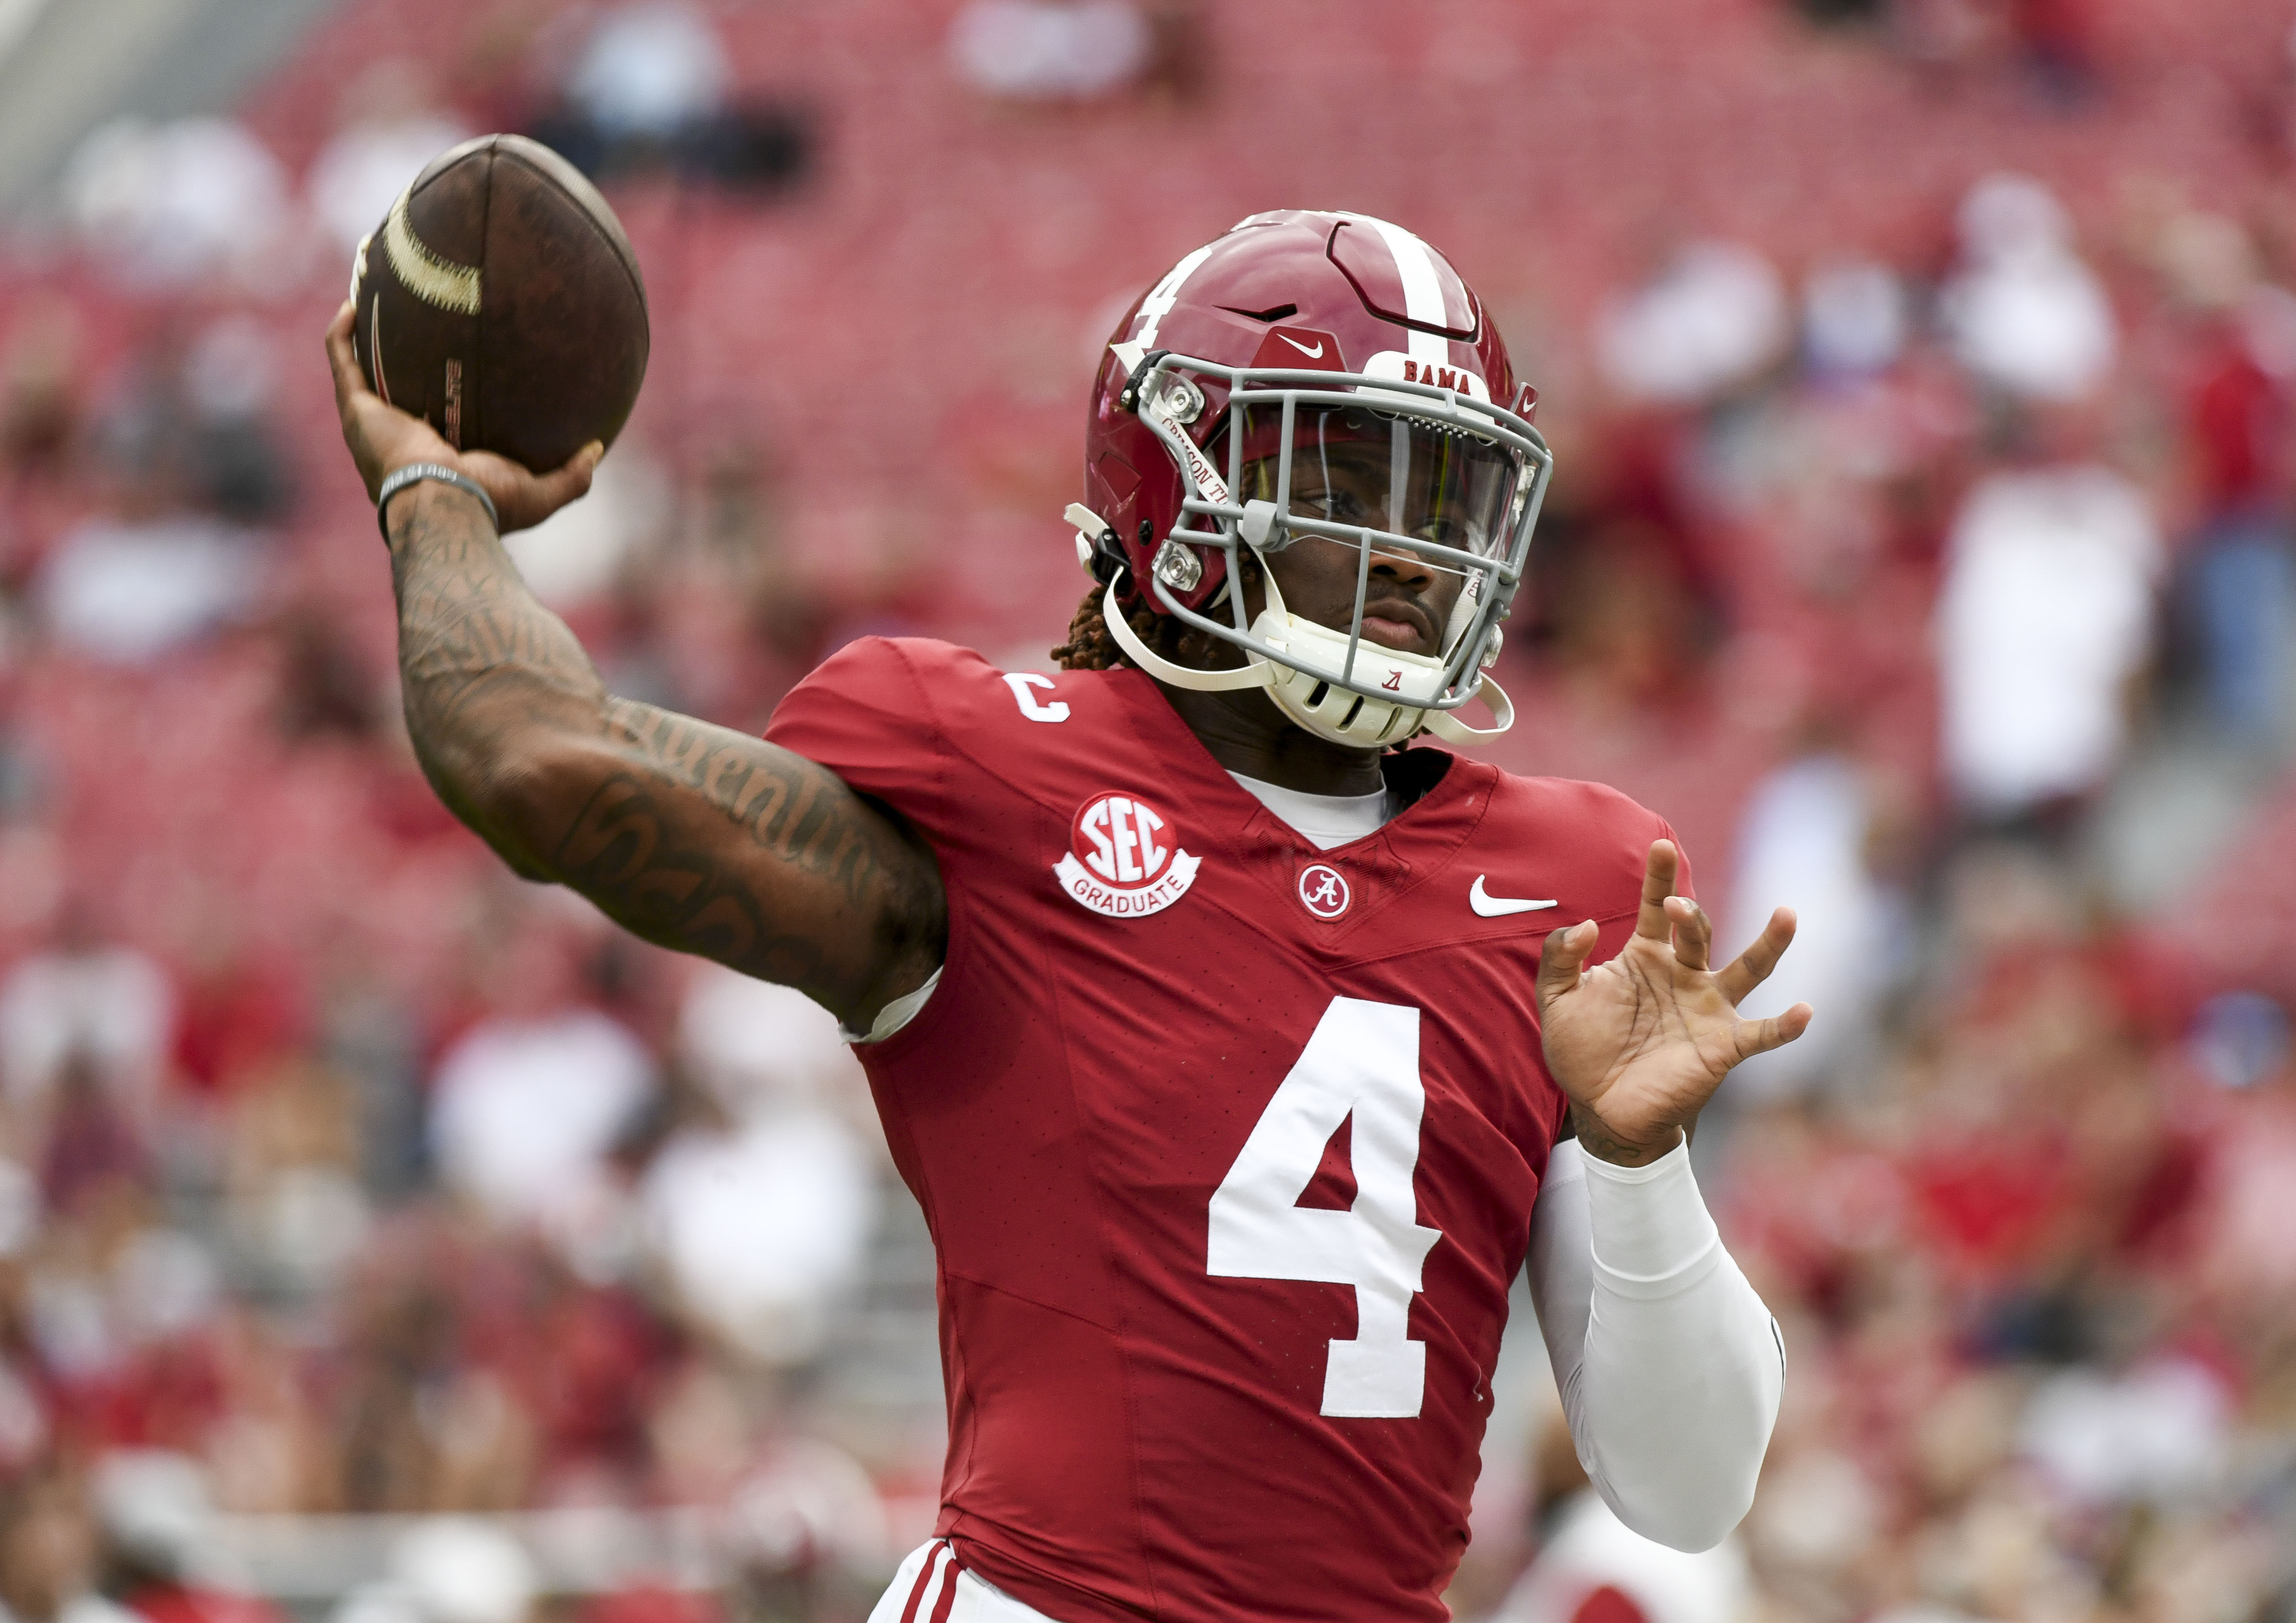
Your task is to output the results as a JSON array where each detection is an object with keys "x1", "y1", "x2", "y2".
[
  {"x1": 325, "y1": 300, "x2": 601, "y2": 534},
  {"x1": 1534, "y1": 840, "x2": 1811, "y2": 1165}
]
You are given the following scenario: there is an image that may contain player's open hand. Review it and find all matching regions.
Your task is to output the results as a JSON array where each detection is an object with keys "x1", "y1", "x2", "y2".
[
  {"x1": 325, "y1": 300, "x2": 601, "y2": 534},
  {"x1": 1533, "y1": 840, "x2": 1810, "y2": 1165}
]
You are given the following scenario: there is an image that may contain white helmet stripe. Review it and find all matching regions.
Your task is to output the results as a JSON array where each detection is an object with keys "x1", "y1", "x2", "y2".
[{"x1": 1361, "y1": 216, "x2": 1453, "y2": 366}]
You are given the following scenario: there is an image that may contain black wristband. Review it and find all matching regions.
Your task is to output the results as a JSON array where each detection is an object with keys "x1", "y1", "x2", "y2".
[{"x1": 377, "y1": 463, "x2": 499, "y2": 541}]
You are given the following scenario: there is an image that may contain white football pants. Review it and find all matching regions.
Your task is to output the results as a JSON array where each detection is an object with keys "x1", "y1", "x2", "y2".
[{"x1": 868, "y1": 1540, "x2": 1057, "y2": 1623}]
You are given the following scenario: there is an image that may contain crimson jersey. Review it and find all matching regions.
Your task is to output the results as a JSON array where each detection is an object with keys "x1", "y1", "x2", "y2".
[{"x1": 765, "y1": 639, "x2": 1686, "y2": 1623}]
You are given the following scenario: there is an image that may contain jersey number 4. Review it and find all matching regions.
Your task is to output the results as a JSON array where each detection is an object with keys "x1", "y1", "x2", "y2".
[{"x1": 1207, "y1": 997, "x2": 1442, "y2": 1418}]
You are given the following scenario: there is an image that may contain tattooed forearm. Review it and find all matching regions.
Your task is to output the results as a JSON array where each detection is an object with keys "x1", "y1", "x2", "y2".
[
  {"x1": 382, "y1": 483, "x2": 946, "y2": 1020},
  {"x1": 386, "y1": 483, "x2": 606, "y2": 862}
]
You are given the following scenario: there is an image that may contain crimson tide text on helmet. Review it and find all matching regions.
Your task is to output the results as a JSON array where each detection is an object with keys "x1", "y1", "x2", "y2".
[{"x1": 1069, "y1": 209, "x2": 1552, "y2": 748}]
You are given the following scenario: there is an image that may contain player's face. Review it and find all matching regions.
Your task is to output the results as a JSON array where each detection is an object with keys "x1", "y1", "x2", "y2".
[
  {"x1": 1257, "y1": 520, "x2": 1460, "y2": 656},
  {"x1": 1236, "y1": 408, "x2": 1513, "y2": 657}
]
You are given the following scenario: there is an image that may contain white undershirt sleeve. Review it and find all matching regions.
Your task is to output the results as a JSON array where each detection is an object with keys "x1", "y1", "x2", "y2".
[
  {"x1": 1527, "y1": 1137, "x2": 1785, "y2": 1552},
  {"x1": 840, "y1": 966, "x2": 942, "y2": 1044}
]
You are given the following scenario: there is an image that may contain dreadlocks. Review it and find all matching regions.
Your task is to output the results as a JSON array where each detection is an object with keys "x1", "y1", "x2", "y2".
[
  {"x1": 1052, "y1": 554, "x2": 1261, "y2": 672},
  {"x1": 1051, "y1": 585, "x2": 1161, "y2": 671}
]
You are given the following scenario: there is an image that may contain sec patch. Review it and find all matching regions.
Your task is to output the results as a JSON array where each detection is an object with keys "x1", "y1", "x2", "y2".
[{"x1": 1055, "y1": 792, "x2": 1201, "y2": 918}]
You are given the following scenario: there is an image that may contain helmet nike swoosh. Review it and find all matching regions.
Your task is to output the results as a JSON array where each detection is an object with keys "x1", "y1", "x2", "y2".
[
  {"x1": 1470, "y1": 875, "x2": 1557, "y2": 917},
  {"x1": 1278, "y1": 333, "x2": 1325, "y2": 359}
]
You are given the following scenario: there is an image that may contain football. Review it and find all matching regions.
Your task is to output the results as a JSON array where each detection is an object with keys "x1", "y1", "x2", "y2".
[{"x1": 349, "y1": 133, "x2": 648, "y2": 473}]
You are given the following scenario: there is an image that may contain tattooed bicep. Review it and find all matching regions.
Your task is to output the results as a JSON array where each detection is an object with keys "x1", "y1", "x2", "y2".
[
  {"x1": 380, "y1": 498, "x2": 941, "y2": 1021},
  {"x1": 540, "y1": 699, "x2": 947, "y2": 1020}
]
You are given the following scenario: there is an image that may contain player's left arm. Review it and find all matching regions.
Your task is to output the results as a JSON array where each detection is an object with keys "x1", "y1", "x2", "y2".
[{"x1": 1526, "y1": 839, "x2": 1804, "y2": 1552}]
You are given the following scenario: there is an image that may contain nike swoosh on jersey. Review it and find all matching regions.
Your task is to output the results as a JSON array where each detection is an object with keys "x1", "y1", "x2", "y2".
[
  {"x1": 1469, "y1": 875, "x2": 1557, "y2": 917},
  {"x1": 1278, "y1": 333, "x2": 1325, "y2": 359}
]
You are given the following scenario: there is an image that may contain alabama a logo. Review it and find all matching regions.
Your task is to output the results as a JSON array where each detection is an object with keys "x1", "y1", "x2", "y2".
[
  {"x1": 1055, "y1": 792, "x2": 1201, "y2": 917},
  {"x1": 1298, "y1": 863, "x2": 1351, "y2": 920}
]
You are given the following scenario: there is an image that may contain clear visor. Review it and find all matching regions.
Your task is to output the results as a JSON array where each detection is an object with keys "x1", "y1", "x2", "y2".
[{"x1": 1231, "y1": 404, "x2": 1523, "y2": 562}]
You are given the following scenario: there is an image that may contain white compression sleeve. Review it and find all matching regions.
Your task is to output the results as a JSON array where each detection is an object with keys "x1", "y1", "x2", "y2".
[{"x1": 1527, "y1": 1137, "x2": 1785, "y2": 1552}]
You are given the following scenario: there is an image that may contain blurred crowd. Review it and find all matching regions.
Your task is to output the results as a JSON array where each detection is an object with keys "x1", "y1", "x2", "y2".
[{"x1": 0, "y1": 1, "x2": 2295, "y2": 1622}]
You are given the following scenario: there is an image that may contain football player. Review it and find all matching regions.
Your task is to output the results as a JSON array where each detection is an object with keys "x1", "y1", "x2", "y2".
[{"x1": 326, "y1": 208, "x2": 1809, "y2": 1623}]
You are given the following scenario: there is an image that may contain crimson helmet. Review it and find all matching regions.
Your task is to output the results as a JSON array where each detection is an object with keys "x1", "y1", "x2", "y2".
[{"x1": 1070, "y1": 209, "x2": 1551, "y2": 748}]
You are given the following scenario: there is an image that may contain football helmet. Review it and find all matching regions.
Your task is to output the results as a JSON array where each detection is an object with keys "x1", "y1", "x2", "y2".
[{"x1": 1073, "y1": 209, "x2": 1551, "y2": 748}]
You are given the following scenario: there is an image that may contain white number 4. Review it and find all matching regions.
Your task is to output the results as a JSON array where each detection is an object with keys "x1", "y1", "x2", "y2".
[{"x1": 1207, "y1": 996, "x2": 1442, "y2": 1418}]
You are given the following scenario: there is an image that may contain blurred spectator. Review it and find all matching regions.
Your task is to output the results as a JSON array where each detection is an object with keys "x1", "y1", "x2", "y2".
[
  {"x1": 28, "y1": 326, "x2": 289, "y2": 662},
  {"x1": 60, "y1": 121, "x2": 298, "y2": 295},
  {"x1": 577, "y1": 1589, "x2": 718, "y2": 1623},
  {"x1": 366, "y1": 1519, "x2": 536, "y2": 1623},
  {"x1": 0, "y1": 920, "x2": 172, "y2": 1118},
  {"x1": 36, "y1": 1053, "x2": 149, "y2": 1225},
  {"x1": 0, "y1": 1464, "x2": 137, "y2": 1623},
  {"x1": 1536, "y1": 519, "x2": 1718, "y2": 711},
  {"x1": 501, "y1": 446, "x2": 670, "y2": 614},
  {"x1": 601, "y1": 437, "x2": 817, "y2": 721},
  {"x1": 273, "y1": 611, "x2": 380, "y2": 743},
  {"x1": 36, "y1": 514, "x2": 261, "y2": 666},
  {"x1": 305, "y1": 62, "x2": 473, "y2": 259},
  {"x1": 313, "y1": 960, "x2": 427, "y2": 1203},
  {"x1": 428, "y1": 976, "x2": 654, "y2": 1231},
  {"x1": 1789, "y1": 0, "x2": 1889, "y2": 28},
  {"x1": 675, "y1": 966, "x2": 859, "y2": 1115},
  {"x1": 0, "y1": 1345, "x2": 50, "y2": 1480},
  {"x1": 2156, "y1": 214, "x2": 2296, "y2": 750},
  {"x1": 34, "y1": 349, "x2": 275, "y2": 661},
  {"x1": 1494, "y1": 1489, "x2": 1748, "y2": 1623},
  {"x1": 1596, "y1": 243, "x2": 1789, "y2": 405},
  {"x1": 198, "y1": 1312, "x2": 331, "y2": 1514},
  {"x1": 325, "y1": 1232, "x2": 538, "y2": 1513},
  {"x1": 2014, "y1": 1357, "x2": 2230, "y2": 1506},
  {"x1": 1, "y1": 301, "x2": 82, "y2": 484},
  {"x1": 642, "y1": 1357, "x2": 755, "y2": 1505},
  {"x1": 224, "y1": 1058, "x2": 371, "y2": 1297},
  {"x1": 1933, "y1": 414, "x2": 2160, "y2": 821},
  {"x1": 92, "y1": 1450, "x2": 285, "y2": 1623},
  {"x1": 640, "y1": 1107, "x2": 874, "y2": 1366},
  {"x1": 2194, "y1": 1035, "x2": 2296, "y2": 1293},
  {"x1": 1724, "y1": 754, "x2": 1900, "y2": 1100},
  {"x1": 534, "y1": 5, "x2": 809, "y2": 192},
  {"x1": 1800, "y1": 260, "x2": 1909, "y2": 381},
  {"x1": 2009, "y1": 0, "x2": 2099, "y2": 101},
  {"x1": 719, "y1": 1440, "x2": 891, "y2": 1612},
  {"x1": 172, "y1": 934, "x2": 304, "y2": 1099},
  {"x1": 948, "y1": 0, "x2": 1154, "y2": 100},
  {"x1": 1940, "y1": 174, "x2": 2116, "y2": 401},
  {"x1": 2185, "y1": 989, "x2": 2290, "y2": 1091},
  {"x1": 177, "y1": 319, "x2": 295, "y2": 526},
  {"x1": 569, "y1": 5, "x2": 730, "y2": 144},
  {"x1": 0, "y1": 1156, "x2": 36, "y2": 1257},
  {"x1": 1136, "y1": 0, "x2": 1213, "y2": 101},
  {"x1": 644, "y1": 973, "x2": 876, "y2": 1364}
]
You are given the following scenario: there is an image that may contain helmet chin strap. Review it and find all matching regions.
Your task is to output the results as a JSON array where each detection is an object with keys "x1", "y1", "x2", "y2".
[
  {"x1": 1418, "y1": 679, "x2": 1513, "y2": 743},
  {"x1": 1097, "y1": 567, "x2": 1515, "y2": 743},
  {"x1": 1100, "y1": 576, "x2": 1270, "y2": 692}
]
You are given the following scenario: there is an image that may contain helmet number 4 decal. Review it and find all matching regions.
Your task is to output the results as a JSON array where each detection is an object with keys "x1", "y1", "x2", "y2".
[{"x1": 1207, "y1": 996, "x2": 1441, "y2": 1418}]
